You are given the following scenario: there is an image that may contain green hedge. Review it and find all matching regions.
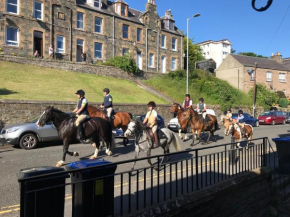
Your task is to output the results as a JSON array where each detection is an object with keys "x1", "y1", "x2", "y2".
[{"x1": 278, "y1": 98, "x2": 289, "y2": 108}]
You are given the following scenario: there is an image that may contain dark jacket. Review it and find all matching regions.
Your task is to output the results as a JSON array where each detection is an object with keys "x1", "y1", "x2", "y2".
[{"x1": 102, "y1": 94, "x2": 113, "y2": 108}]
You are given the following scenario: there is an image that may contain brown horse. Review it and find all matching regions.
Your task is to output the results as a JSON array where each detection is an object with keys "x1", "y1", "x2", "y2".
[
  {"x1": 228, "y1": 122, "x2": 253, "y2": 149},
  {"x1": 220, "y1": 115, "x2": 232, "y2": 136},
  {"x1": 184, "y1": 106, "x2": 218, "y2": 146},
  {"x1": 170, "y1": 103, "x2": 190, "y2": 141},
  {"x1": 87, "y1": 105, "x2": 132, "y2": 132}
]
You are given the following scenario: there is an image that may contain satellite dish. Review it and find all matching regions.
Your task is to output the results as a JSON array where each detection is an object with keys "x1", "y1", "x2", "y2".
[{"x1": 247, "y1": 67, "x2": 253, "y2": 74}]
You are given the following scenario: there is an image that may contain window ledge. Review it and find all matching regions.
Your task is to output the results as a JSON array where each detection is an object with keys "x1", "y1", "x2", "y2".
[
  {"x1": 161, "y1": 47, "x2": 167, "y2": 50},
  {"x1": 279, "y1": 80, "x2": 286, "y2": 83},
  {"x1": 148, "y1": 66, "x2": 156, "y2": 69},
  {"x1": 4, "y1": 45, "x2": 20, "y2": 48},
  {"x1": 172, "y1": 49, "x2": 178, "y2": 52},
  {"x1": 94, "y1": 32, "x2": 104, "y2": 35}
]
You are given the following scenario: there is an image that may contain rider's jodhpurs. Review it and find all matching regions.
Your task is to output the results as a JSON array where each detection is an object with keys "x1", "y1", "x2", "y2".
[{"x1": 75, "y1": 114, "x2": 87, "y2": 126}]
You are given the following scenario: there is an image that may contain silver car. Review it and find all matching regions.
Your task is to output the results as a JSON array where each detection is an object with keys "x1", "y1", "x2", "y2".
[{"x1": 0, "y1": 117, "x2": 60, "y2": 150}]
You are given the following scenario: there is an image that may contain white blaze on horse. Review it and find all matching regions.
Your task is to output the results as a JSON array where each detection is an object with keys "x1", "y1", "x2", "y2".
[
  {"x1": 228, "y1": 122, "x2": 254, "y2": 149},
  {"x1": 124, "y1": 120, "x2": 181, "y2": 170},
  {"x1": 220, "y1": 115, "x2": 232, "y2": 136}
]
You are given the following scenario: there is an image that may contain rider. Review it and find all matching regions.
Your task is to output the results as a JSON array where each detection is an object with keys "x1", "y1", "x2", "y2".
[
  {"x1": 143, "y1": 101, "x2": 159, "y2": 148},
  {"x1": 183, "y1": 94, "x2": 193, "y2": 109},
  {"x1": 196, "y1": 98, "x2": 208, "y2": 127},
  {"x1": 72, "y1": 89, "x2": 89, "y2": 140},
  {"x1": 100, "y1": 88, "x2": 114, "y2": 127},
  {"x1": 226, "y1": 109, "x2": 233, "y2": 121},
  {"x1": 237, "y1": 110, "x2": 246, "y2": 136}
]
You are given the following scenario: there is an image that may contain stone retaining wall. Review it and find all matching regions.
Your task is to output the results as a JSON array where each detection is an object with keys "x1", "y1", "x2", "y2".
[
  {"x1": 0, "y1": 100, "x2": 263, "y2": 126},
  {"x1": 125, "y1": 167, "x2": 272, "y2": 217}
]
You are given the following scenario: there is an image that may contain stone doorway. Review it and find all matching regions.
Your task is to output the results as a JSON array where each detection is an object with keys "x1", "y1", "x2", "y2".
[{"x1": 33, "y1": 31, "x2": 43, "y2": 57}]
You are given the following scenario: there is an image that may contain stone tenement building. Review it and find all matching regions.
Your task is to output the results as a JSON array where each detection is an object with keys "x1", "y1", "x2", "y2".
[{"x1": 0, "y1": 0, "x2": 184, "y2": 73}]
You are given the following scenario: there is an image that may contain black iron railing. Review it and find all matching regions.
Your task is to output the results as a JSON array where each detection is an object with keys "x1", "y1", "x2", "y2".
[{"x1": 18, "y1": 137, "x2": 288, "y2": 217}]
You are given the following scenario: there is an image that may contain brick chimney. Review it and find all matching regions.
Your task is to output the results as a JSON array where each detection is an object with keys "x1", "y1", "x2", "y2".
[
  {"x1": 146, "y1": 0, "x2": 157, "y2": 12},
  {"x1": 271, "y1": 52, "x2": 283, "y2": 63}
]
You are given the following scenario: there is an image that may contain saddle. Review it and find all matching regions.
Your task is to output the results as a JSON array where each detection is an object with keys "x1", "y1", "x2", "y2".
[
  {"x1": 146, "y1": 128, "x2": 166, "y2": 147},
  {"x1": 102, "y1": 109, "x2": 116, "y2": 120}
]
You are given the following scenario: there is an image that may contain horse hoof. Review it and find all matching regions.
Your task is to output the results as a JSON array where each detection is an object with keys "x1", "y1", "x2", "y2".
[
  {"x1": 89, "y1": 155, "x2": 96, "y2": 160},
  {"x1": 73, "y1": 152, "x2": 79, "y2": 157},
  {"x1": 92, "y1": 143, "x2": 96, "y2": 148},
  {"x1": 107, "y1": 151, "x2": 113, "y2": 156},
  {"x1": 56, "y1": 162, "x2": 63, "y2": 167}
]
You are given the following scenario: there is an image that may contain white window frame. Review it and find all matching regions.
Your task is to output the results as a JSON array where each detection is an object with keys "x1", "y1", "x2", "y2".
[
  {"x1": 250, "y1": 72, "x2": 255, "y2": 81},
  {"x1": 94, "y1": 42, "x2": 103, "y2": 59},
  {"x1": 266, "y1": 71, "x2": 272, "y2": 81},
  {"x1": 172, "y1": 38, "x2": 177, "y2": 51},
  {"x1": 34, "y1": 1, "x2": 43, "y2": 20},
  {"x1": 6, "y1": 0, "x2": 18, "y2": 14},
  {"x1": 161, "y1": 35, "x2": 166, "y2": 48},
  {"x1": 6, "y1": 26, "x2": 19, "y2": 46},
  {"x1": 77, "y1": 12, "x2": 84, "y2": 29},
  {"x1": 94, "y1": 17, "x2": 103, "y2": 33},
  {"x1": 116, "y1": 4, "x2": 120, "y2": 15},
  {"x1": 94, "y1": 0, "x2": 101, "y2": 8},
  {"x1": 149, "y1": 53, "x2": 154, "y2": 67},
  {"x1": 122, "y1": 24, "x2": 129, "y2": 39},
  {"x1": 56, "y1": 35, "x2": 65, "y2": 53},
  {"x1": 279, "y1": 73, "x2": 286, "y2": 82},
  {"x1": 172, "y1": 57, "x2": 176, "y2": 70}
]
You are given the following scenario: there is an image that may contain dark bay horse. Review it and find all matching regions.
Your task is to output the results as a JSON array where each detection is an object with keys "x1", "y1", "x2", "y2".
[
  {"x1": 228, "y1": 122, "x2": 253, "y2": 149},
  {"x1": 124, "y1": 120, "x2": 181, "y2": 170},
  {"x1": 36, "y1": 106, "x2": 115, "y2": 167},
  {"x1": 87, "y1": 105, "x2": 132, "y2": 132},
  {"x1": 170, "y1": 103, "x2": 190, "y2": 141},
  {"x1": 184, "y1": 106, "x2": 218, "y2": 146}
]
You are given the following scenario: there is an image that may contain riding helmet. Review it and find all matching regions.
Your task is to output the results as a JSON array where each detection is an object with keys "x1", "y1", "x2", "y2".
[
  {"x1": 75, "y1": 89, "x2": 85, "y2": 96},
  {"x1": 227, "y1": 108, "x2": 232, "y2": 112},
  {"x1": 238, "y1": 110, "x2": 243, "y2": 114},
  {"x1": 185, "y1": 94, "x2": 190, "y2": 98},
  {"x1": 103, "y1": 88, "x2": 110, "y2": 93},
  {"x1": 147, "y1": 101, "x2": 156, "y2": 108},
  {"x1": 199, "y1": 97, "x2": 204, "y2": 102}
]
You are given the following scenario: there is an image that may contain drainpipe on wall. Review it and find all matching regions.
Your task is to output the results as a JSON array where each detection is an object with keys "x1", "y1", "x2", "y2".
[
  {"x1": 153, "y1": 30, "x2": 159, "y2": 73},
  {"x1": 180, "y1": 36, "x2": 183, "y2": 70},
  {"x1": 67, "y1": 7, "x2": 73, "y2": 61},
  {"x1": 113, "y1": 16, "x2": 115, "y2": 57}
]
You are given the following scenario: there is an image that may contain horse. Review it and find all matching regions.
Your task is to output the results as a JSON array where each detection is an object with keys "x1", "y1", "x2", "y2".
[
  {"x1": 184, "y1": 106, "x2": 218, "y2": 146},
  {"x1": 87, "y1": 105, "x2": 132, "y2": 132},
  {"x1": 124, "y1": 120, "x2": 181, "y2": 170},
  {"x1": 36, "y1": 106, "x2": 115, "y2": 167},
  {"x1": 220, "y1": 115, "x2": 232, "y2": 136},
  {"x1": 228, "y1": 122, "x2": 253, "y2": 149},
  {"x1": 170, "y1": 103, "x2": 190, "y2": 141}
]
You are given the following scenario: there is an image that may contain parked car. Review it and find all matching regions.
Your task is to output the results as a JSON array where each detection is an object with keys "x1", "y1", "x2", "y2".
[
  {"x1": 133, "y1": 114, "x2": 165, "y2": 129},
  {"x1": 258, "y1": 111, "x2": 286, "y2": 125},
  {"x1": 0, "y1": 116, "x2": 60, "y2": 150},
  {"x1": 168, "y1": 109, "x2": 216, "y2": 132},
  {"x1": 232, "y1": 113, "x2": 259, "y2": 127},
  {"x1": 284, "y1": 112, "x2": 290, "y2": 124}
]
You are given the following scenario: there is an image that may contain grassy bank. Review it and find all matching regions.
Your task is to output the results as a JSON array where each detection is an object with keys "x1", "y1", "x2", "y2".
[{"x1": 0, "y1": 61, "x2": 168, "y2": 104}]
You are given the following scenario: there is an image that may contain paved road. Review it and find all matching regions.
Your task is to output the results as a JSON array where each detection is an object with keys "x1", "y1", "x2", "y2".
[{"x1": 0, "y1": 124, "x2": 289, "y2": 216}]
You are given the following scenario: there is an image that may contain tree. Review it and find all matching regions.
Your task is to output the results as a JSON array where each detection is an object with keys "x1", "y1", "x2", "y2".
[
  {"x1": 238, "y1": 52, "x2": 268, "y2": 59},
  {"x1": 183, "y1": 37, "x2": 204, "y2": 73},
  {"x1": 231, "y1": 48, "x2": 236, "y2": 54}
]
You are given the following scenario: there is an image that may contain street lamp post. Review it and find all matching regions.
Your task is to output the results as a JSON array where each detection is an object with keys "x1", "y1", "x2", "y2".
[{"x1": 186, "y1": 13, "x2": 200, "y2": 94}]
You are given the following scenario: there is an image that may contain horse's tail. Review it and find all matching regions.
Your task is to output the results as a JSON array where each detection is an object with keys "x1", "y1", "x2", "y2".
[
  {"x1": 128, "y1": 112, "x2": 133, "y2": 120},
  {"x1": 172, "y1": 133, "x2": 182, "y2": 152},
  {"x1": 249, "y1": 125, "x2": 254, "y2": 140}
]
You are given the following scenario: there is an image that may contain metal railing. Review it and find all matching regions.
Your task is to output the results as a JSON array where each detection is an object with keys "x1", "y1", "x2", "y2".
[{"x1": 18, "y1": 137, "x2": 288, "y2": 217}]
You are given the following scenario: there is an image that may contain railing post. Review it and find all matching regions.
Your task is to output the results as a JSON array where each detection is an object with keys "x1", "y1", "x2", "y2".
[
  {"x1": 195, "y1": 150, "x2": 199, "y2": 190},
  {"x1": 262, "y1": 137, "x2": 267, "y2": 167}
]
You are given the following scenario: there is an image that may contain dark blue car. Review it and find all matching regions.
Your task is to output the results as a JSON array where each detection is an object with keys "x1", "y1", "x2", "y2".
[{"x1": 232, "y1": 113, "x2": 259, "y2": 127}]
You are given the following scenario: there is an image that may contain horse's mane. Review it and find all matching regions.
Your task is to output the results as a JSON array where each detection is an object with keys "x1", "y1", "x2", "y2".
[
  {"x1": 51, "y1": 107, "x2": 70, "y2": 119},
  {"x1": 134, "y1": 120, "x2": 146, "y2": 135},
  {"x1": 173, "y1": 103, "x2": 185, "y2": 112},
  {"x1": 88, "y1": 105, "x2": 101, "y2": 113}
]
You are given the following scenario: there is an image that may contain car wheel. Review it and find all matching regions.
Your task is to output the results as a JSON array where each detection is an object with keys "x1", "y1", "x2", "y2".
[
  {"x1": 272, "y1": 120, "x2": 275, "y2": 126},
  {"x1": 19, "y1": 133, "x2": 38, "y2": 150},
  {"x1": 255, "y1": 121, "x2": 259, "y2": 127}
]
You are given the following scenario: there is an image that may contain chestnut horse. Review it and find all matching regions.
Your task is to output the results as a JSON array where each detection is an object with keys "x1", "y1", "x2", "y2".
[
  {"x1": 228, "y1": 122, "x2": 253, "y2": 149},
  {"x1": 220, "y1": 115, "x2": 232, "y2": 136},
  {"x1": 184, "y1": 106, "x2": 218, "y2": 146},
  {"x1": 87, "y1": 105, "x2": 132, "y2": 132},
  {"x1": 170, "y1": 103, "x2": 190, "y2": 141}
]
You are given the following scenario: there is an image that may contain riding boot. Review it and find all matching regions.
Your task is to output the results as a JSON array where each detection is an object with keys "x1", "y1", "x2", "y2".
[
  {"x1": 153, "y1": 131, "x2": 160, "y2": 148},
  {"x1": 109, "y1": 116, "x2": 114, "y2": 129},
  {"x1": 77, "y1": 124, "x2": 85, "y2": 140}
]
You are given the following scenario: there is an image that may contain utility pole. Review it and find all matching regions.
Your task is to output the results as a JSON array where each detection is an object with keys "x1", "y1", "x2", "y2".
[{"x1": 253, "y1": 62, "x2": 257, "y2": 117}]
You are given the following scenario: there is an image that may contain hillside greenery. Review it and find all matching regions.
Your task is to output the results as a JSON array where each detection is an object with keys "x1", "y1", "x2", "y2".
[
  {"x1": 0, "y1": 61, "x2": 167, "y2": 104},
  {"x1": 144, "y1": 69, "x2": 279, "y2": 110}
]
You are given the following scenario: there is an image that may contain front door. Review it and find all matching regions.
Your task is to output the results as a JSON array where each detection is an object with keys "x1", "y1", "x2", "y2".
[
  {"x1": 76, "y1": 39, "x2": 84, "y2": 62},
  {"x1": 137, "y1": 51, "x2": 142, "y2": 70},
  {"x1": 161, "y1": 56, "x2": 166, "y2": 73},
  {"x1": 33, "y1": 31, "x2": 43, "y2": 57}
]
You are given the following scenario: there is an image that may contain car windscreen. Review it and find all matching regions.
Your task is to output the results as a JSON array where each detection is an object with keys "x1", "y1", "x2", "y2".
[
  {"x1": 27, "y1": 116, "x2": 40, "y2": 123},
  {"x1": 260, "y1": 111, "x2": 274, "y2": 116}
]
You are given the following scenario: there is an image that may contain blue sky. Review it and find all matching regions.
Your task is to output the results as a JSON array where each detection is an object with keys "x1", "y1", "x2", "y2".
[{"x1": 127, "y1": 0, "x2": 290, "y2": 58}]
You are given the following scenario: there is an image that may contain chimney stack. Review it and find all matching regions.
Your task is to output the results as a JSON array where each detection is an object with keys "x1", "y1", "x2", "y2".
[{"x1": 271, "y1": 52, "x2": 283, "y2": 63}]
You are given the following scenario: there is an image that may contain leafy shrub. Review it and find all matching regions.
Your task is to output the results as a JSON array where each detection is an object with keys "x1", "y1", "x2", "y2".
[
  {"x1": 167, "y1": 70, "x2": 186, "y2": 79},
  {"x1": 276, "y1": 91, "x2": 286, "y2": 99},
  {"x1": 103, "y1": 53, "x2": 139, "y2": 74},
  {"x1": 278, "y1": 98, "x2": 289, "y2": 108},
  {"x1": 248, "y1": 84, "x2": 279, "y2": 109}
]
